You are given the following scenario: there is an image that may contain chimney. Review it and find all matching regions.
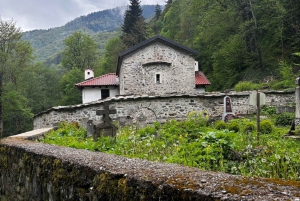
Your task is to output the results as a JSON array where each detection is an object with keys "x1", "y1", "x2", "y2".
[
  {"x1": 195, "y1": 61, "x2": 199, "y2": 72},
  {"x1": 85, "y1": 69, "x2": 94, "y2": 80}
]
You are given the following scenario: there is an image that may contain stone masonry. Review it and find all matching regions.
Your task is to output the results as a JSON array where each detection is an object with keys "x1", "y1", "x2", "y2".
[
  {"x1": 119, "y1": 42, "x2": 196, "y2": 96},
  {"x1": 1, "y1": 130, "x2": 300, "y2": 200},
  {"x1": 34, "y1": 90, "x2": 295, "y2": 130}
]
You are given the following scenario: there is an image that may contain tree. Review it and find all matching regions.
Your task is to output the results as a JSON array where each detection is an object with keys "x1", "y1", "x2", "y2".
[
  {"x1": 20, "y1": 63, "x2": 62, "y2": 114},
  {"x1": 121, "y1": 0, "x2": 147, "y2": 48},
  {"x1": 97, "y1": 37, "x2": 125, "y2": 76},
  {"x1": 61, "y1": 31, "x2": 99, "y2": 70},
  {"x1": 282, "y1": 0, "x2": 300, "y2": 58},
  {"x1": 0, "y1": 18, "x2": 33, "y2": 138},
  {"x1": 154, "y1": 4, "x2": 162, "y2": 20},
  {"x1": 160, "y1": 0, "x2": 181, "y2": 40},
  {"x1": 149, "y1": 4, "x2": 163, "y2": 35},
  {"x1": 59, "y1": 68, "x2": 82, "y2": 105}
]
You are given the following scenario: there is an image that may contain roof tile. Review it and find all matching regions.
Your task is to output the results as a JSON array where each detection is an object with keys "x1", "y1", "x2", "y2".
[
  {"x1": 76, "y1": 73, "x2": 118, "y2": 87},
  {"x1": 195, "y1": 71, "x2": 211, "y2": 85}
]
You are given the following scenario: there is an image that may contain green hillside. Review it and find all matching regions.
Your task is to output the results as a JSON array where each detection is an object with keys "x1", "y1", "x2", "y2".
[{"x1": 22, "y1": 5, "x2": 157, "y2": 63}]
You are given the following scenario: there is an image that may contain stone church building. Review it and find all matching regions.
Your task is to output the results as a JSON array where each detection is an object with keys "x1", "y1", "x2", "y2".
[{"x1": 76, "y1": 35, "x2": 210, "y2": 104}]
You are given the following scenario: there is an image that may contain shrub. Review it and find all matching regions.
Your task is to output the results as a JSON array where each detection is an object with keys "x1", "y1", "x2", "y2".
[
  {"x1": 261, "y1": 105, "x2": 276, "y2": 116},
  {"x1": 227, "y1": 121, "x2": 240, "y2": 133},
  {"x1": 215, "y1": 120, "x2": 227, "y2": 130},
  {"x1": 137, "y1": 125, "x2": 157, "y2": 137},
  {"x1": 243, "y1": 122, "x2": 256, "y2": 133},
  {"x1": 275, "y1": 113, "x2": 294, "y2": 126},
  {"x1": 260, "y1": 119, "x2": 273, "y2": 134},
  {"x1": 270, "y1": 80, "x2": 294, "y2": 90},
  {"x1": 234, "y1": 81, "x2": 260, "y2": 91}
]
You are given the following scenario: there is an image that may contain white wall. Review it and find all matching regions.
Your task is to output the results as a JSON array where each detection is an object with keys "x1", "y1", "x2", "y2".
[
  {"x1": 82, "y1": 86, "x2": 119, "y2": 103},
  {"x1": 195, "y1": 87, "x2": 205, "y2": 93}
]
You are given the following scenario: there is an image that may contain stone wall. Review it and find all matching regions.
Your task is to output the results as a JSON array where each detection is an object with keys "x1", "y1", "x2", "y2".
[
  {"x1": 34, "y1": 90, "x2": 295, "y2": 130},
  {"x1": 119, "y1": 42, "x2": 196, "y2": 95},
  {"x1": 1, "y1": 132, "x2": 300, "y2": 200}
]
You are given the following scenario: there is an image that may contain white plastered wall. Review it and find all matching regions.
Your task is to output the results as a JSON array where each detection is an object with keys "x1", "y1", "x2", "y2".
[{"x1": 82, "y1": 86, "x2": 120, "y2": 103}]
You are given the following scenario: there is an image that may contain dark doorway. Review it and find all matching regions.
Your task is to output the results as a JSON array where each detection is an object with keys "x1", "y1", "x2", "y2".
[{"x1": 101, "y1": 89, "x2": 110, "y2": 99}]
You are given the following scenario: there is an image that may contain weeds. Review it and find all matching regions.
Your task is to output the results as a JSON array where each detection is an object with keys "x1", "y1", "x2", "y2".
[{"x1": 41, "y1": 112, "x2": 300, "y2": 181}]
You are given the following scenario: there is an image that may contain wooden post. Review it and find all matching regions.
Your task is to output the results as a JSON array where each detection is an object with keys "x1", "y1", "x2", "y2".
[{"x1": 256, "y1": 91, "x2": 260, "y2": 142}]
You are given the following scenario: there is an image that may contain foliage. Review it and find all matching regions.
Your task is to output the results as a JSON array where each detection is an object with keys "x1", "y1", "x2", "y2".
[
  {"x1": 261, "y1": 105, "x2": 276, "y2": 116},
  {"x1": 43, "y1": 115, "x2": 300, "y2": 181},
  {"x1": 43, "y1": 122, "x2": 88, "y2": 149},
  {"x1": 270, "y1": 61, "x2": 296, "y2": 90},
  {"x1": 59, "y1": 68, "x2": 82, "y2": 105},
  {"x1": 243, "y1": 122, "x2": 256, "y2": 133},
  {"x1": 275, "y1": 113, "x2": 295, "y2": 126},
  {"x1": 2, "y1": 89, "x2": 33, "y2": 137},
  {"x1": 61, "y1": 32, "x2": 99, "y2": 70},
  {"x1": 121, "y1": 0, "x2": 147, "y2": 48},
  {"x1": 227, "y1": 120, "x2": 240, "y2": 133},
  {"x1": 0, "y1": 18, "x2": 33, "y2": 138},
  {"x1": 20, "y1": 63, "x2": 62, "y2": 114},
  {"x1": 148, "y1": 4, "x2": 163, "y2": 35},
  {"x1": 260, "y1": 119, "x2": 273, "y2": 134},
  {"x1": 97, "y1": 37, "x2": 125, "y2": 75},
  {"x1": 44, "y1": 112, "x2": 300, "y2": 180},
  {"x1": 215, "y1": 120, "x2": 227, "y2": 130},
  {"x1": 234, "y1": 81, "x2": 261, "y2": 91}
]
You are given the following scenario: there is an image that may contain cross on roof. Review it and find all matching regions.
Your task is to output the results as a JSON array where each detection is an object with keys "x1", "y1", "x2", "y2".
[{"x1": 96, "y1": 102, "x2": 117, "y2": 124}]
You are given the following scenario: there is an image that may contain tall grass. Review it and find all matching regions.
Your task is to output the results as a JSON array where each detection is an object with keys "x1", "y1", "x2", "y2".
[{"x1": 41, "y1": 112, "x2": 300, "y2": 181}]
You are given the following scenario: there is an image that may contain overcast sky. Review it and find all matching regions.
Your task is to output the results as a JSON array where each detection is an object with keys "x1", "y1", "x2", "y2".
[{"x1": 0, "y1": 0, "x2": 166, "y2": 31}]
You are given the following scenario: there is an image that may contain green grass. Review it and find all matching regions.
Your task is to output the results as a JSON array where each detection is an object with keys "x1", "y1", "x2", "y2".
[{"x1": 41, "y1": 112, "x2": 300, "y2": 181}]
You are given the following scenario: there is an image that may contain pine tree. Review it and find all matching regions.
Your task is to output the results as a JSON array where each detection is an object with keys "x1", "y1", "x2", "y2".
[
  {"x1": 121, "y1": 0, "x2": 147, "y2": 48},
  {"x1": 149, "y1": 4, "x2": 163, "y2": 35},
  {"x1": 154, "y1": 4, "x2": 162, "y2": 20}
]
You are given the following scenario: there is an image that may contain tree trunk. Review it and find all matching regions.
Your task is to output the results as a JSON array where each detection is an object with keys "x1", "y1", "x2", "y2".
[{"x1": 237, "y1": 0, "x2": 263, "y2": 69}]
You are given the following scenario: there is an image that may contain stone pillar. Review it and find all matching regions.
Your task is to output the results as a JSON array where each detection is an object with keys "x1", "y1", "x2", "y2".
[
  {"x1": 287, "y1": 77, "x2": 300, "y2": 135},
  {"x1": 296, "y1": 86, "x2": 300, "y2": 118}
]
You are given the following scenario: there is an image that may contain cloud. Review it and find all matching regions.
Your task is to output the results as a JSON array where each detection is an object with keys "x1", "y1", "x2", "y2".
[{"x1": 0, "y1": 0, "x2": 166, "y2": 31}]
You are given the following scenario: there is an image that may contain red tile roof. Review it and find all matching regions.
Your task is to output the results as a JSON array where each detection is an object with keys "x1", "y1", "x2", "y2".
[
  {"x1": 195, "y1": 71, "x2": 211, "y2": 85},
  {"x1": 76, "y1": 72, "x2": 210, "y2": 88},
  {"x1": 76, "y1": 73, "x2": 118, "y2": 87}
]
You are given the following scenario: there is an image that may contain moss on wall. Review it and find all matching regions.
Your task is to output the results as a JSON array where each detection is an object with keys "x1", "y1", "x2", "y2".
[{"x1": 1, "y1": 137, "x2": 300, "y2": 201}]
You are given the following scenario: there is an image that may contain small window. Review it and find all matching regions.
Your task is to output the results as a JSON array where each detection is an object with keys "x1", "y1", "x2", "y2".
[
  {"x1": 156, "y1": 74, "x2": 161, "y2": 83},
  {"x1": 101, "y1": 89, "x2": 110, "y2": 99}
]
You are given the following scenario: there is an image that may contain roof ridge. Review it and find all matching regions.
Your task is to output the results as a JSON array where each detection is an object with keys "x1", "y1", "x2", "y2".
[{"x1": 75, "y1": 73, "x2": 117, "y2": 86}]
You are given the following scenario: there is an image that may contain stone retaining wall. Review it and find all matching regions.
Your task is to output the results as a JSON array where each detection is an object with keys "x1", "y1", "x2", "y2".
[
  {"x1": 1, "y1": 131, "x2": 300, "y2": 200},
  {"x1": 34, "y1": 90, "x2": 295, "y2": 129}
]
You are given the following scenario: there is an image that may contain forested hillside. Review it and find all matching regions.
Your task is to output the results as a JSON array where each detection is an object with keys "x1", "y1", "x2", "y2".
[
  {"x1": 22, "y1": 5, "x2": 157, "y2": 62},
  {"x1": 154, "y1": 0, "x2": 300, "y2": 91}
]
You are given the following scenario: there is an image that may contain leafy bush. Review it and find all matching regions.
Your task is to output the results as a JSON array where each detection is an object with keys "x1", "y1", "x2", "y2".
[
  {"x1": 275, "y1": 113, "x2": 294, "y2": 126},
  {"x1": 227, "y1": 121, "x2": 240, "y2": 133},
  {"x1": 243, "y1": 122, "x2": 255, "y2": 133},
  {"x1": 270, "y1": 61, "x2": 296, "y2": 90},
  {"x1": 43, "y1": 121, "x2": 88, "y2": 148},
  {"x1": 270, "y1": 81, "x2": 294, "y2": 90},
  {"x1": 137, "y1": 125, "x2": 157, "y2": 137},
  {"x1": 261, "y1": 105, "x2": 276, "y2": 115},
  {"x1": 234, "y1": 81, "x2": 260, "y2": 91},
  {"x1": 260, "y1": 119, "x2": 273, "y2": 134},
  {"x1": 215, "y1": 120, "x2": 227, "y2": 130}
]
